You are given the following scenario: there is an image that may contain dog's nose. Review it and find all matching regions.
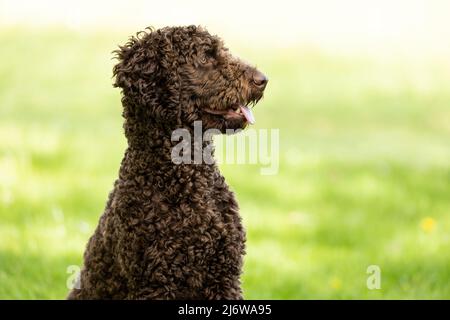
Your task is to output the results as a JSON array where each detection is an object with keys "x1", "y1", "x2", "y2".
[{"x1": 252, "y1": 71, "x2": 268, "y2": 88}]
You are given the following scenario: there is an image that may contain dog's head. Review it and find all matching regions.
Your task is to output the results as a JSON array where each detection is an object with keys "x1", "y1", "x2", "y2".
[{"x1": 113, "y1": 26, "x2": 267, "y2": 135}]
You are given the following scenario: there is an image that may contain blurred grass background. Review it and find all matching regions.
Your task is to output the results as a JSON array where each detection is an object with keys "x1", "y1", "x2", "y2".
[{"x1": 1, "y1": 0, "x2": 450, "y2": 299}]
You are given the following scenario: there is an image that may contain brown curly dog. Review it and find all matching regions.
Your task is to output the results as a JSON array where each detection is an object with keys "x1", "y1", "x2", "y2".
[{"x1": 67, "y1": 25, "x2": 268, "y2": 300}]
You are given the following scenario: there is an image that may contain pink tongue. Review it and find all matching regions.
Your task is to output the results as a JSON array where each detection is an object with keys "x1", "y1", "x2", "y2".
[{"x1": 240, "y1": 106, "x2": 255, "y2": 124}]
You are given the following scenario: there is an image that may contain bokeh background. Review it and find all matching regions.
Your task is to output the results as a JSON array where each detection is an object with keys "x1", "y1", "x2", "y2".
[{"x1": 1, "y1": 0, "x2": 449, "y2": 299}]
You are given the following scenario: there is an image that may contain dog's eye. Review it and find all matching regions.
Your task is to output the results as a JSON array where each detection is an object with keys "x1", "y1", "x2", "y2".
[{"x1": 199, "y1": 55, "x2": 208, "y2": 64}]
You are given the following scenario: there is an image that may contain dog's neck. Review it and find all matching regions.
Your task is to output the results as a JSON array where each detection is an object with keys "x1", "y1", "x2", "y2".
[
  {"x1": 118, "y1": 130, "x2": 220, "y2": 204},
  {"x1": 119, "y1": 124, "x2": 220, "y2": 198}
]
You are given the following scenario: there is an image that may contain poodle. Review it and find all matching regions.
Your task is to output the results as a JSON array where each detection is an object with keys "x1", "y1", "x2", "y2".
[{"x1": 67, "y1": 25, "x2": 268, "y2": 300}]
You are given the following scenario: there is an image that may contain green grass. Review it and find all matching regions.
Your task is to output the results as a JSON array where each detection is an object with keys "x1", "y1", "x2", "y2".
[{"x1": 0, "y1": 27, "x2": 449, "y2": 299}]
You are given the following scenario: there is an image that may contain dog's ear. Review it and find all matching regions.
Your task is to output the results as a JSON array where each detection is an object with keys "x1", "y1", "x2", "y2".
[
  {"x1": 112, "y1": 30, "x2": 159, "y2": 95},
  {"x1": 113, "y1": 28, "x2": 182, "y2": 128}
]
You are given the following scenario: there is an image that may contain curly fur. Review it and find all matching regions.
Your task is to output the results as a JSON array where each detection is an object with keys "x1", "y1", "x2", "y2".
[{"x1": 67, "y1": 25, "x2": 267, "y2": 300}]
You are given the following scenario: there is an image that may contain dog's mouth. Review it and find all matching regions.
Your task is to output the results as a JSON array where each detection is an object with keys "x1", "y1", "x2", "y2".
[{"x1": 204, "y1": 103, "x2": 256, "y2": 125}]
